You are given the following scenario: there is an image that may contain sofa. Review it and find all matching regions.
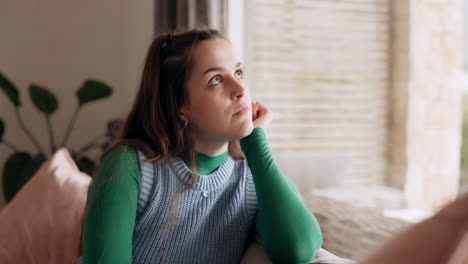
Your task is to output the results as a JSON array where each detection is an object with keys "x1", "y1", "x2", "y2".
[{"x1": 0, "y1": 148, "x2": 412, "y2": 264}]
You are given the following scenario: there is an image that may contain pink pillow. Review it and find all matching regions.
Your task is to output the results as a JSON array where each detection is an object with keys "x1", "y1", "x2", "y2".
[{"x1": 0, "y1": 148, "x2": 91, "y2": 264}]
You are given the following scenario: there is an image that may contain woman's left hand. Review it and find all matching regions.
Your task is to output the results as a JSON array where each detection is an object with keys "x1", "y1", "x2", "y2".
[{"x1": 252, "y1": 101, "x2": 273, "y2": 131}]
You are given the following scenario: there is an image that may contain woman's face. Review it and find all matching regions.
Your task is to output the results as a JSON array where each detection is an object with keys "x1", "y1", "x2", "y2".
[{"x1": 183, "y1": 38, "x2": 254, "y2": 143}]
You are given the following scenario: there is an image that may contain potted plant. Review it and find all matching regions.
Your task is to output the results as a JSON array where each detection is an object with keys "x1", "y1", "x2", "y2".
[{"x1": 0, "y1": 72, "x2": 119, "y2": 203}]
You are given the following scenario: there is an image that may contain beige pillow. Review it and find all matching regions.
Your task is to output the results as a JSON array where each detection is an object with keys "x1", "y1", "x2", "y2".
[{"x1": 0, "y1": 148, "x2": 91, "y2": 264}]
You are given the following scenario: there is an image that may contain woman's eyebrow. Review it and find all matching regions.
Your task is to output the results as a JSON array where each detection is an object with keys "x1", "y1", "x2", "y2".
[
  {"x1": 202, "y1": 67, "x2": 223, "y2": 76},
  {"x1": 202, "y1": 62, "x2": 243, "y2": 76}
]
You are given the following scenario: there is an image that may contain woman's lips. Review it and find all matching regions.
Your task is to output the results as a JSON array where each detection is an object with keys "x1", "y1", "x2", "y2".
[{"x1": 234, "y1": 105, "x2": 249, "y2": 116}]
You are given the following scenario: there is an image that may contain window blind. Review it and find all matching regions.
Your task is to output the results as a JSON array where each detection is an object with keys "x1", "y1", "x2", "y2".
[{"x1": 247, "y1": 0, "x2": 390, "y2": 185}]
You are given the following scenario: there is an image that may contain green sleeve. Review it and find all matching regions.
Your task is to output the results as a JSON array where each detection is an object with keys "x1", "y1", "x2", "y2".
[
  {"x1": 82, "y1": 145, "x2": 141, "y2": 264},
  {"x1": 240, "y1": 128, "x2": 323, "y2": 264}
]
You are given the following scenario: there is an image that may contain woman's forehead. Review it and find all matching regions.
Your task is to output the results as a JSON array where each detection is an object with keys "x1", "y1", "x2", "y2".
[{"x1": 192, "y1": 39, "x2": 239, "y2": 72}]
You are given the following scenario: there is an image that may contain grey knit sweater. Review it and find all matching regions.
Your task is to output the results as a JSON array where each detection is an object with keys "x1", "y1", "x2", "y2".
[
  {"x1": 132, "y1": 151, "x2": 258, "y2": 263},
  {"x1": 77, "y1": 151, "x2": 258, "y2": 264}
]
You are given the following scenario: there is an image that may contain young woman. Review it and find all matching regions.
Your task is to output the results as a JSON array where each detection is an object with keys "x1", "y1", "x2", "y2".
[{"x1": 78, "y1": 29, "x2": 322, "y2": 264}]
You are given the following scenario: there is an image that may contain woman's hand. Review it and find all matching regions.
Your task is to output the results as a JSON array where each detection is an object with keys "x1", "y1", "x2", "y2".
[{"x1": 252, "y1": 101, "x2": 273, "y2": 131}]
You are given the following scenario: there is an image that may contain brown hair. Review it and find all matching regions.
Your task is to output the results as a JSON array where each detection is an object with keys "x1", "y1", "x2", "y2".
[{"x1": 79, "y1": 28, "x2": 245, "y2": 261}]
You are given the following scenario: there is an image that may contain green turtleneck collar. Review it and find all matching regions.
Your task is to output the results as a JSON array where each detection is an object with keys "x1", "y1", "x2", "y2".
[{"x1": 183, "y1": 151, "x2": 228, "y2": 175}]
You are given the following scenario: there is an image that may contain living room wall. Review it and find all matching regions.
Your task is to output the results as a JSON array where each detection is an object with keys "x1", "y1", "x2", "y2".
[{"x1": 0, "y1": 0, "x2": 154, "y2": 209}]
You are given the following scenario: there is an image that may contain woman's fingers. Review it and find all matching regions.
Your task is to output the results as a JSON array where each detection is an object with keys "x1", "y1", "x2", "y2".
[
  {"x1": 251, "y1": 101, "x2": 273, "y2": 130},
  {"x1": 252, "y1": 101, "x2": 260, "y2": 121}
]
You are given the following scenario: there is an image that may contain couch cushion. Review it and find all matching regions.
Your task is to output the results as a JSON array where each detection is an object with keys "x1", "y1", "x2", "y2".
[
  {"x1": 240, "y1": 235, "x2": 354, "y2": 264},
  {"x1": 301, "y1": 189, "x2": 410, "y2": 260},
  {"x1": 0, "y1": 148, "x2": 91, "y2": 264}
]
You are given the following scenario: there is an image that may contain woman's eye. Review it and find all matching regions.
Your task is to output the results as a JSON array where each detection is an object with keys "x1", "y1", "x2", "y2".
[
  {"x1": 209, "y1": 76, "x2": 222, "y2": 86},
  {"x1": 235, "y1": 70, "x2": 244, "y2": 79}
]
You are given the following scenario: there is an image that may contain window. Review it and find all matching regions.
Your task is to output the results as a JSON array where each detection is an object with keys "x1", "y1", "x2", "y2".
[
  {"x1": 464, "y1": 0, "x2": 468, "y2": 71},
  {"x1": 460, "y1": 0, "x2": 468, "y2": 193},
  {"x1": 244, "y1": 0, "x2": 390, "y2": 186}
]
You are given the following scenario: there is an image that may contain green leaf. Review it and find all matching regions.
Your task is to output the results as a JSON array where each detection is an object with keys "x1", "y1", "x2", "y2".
[
  {"x1": 29, "y1": 84, "x2": 59, "y2": 116},
  {"x1": 3, "y1": 152, "x2": 30, "y2": 202},
  {"x1": 75, "y1": 156, "x2": 96, "y2": 175},
  {"x1": 0, "y1": 119, "x2": 4, "y2": 143},
  {"x1": 2, "y1": 152, "x2": 46, "y2": 202},
  {"x1": 77, "y1": 80, "x2": 112, "y2": 106},
  {"x1": 0, "y1": 72, "x2": 20, "y2": 106},
  {"x1": 106, "y1": 119, "x2": 121, "y2": 139},
  {"x1": 22, "y1": 152, "x2": 46, "y2": 183}
]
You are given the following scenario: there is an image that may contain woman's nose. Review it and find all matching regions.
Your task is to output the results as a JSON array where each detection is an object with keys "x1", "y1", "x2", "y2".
[{"x1": 231, "y1": 78, "x2": 247, "y2": 101}]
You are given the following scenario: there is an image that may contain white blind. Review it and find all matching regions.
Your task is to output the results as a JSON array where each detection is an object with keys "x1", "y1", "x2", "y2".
[
  {"x1": 464, "y1": 0, "x2": 468, "y2": 70},
  {"x1": 248, "y1": 0, "x2": 389, "y2": 185}
]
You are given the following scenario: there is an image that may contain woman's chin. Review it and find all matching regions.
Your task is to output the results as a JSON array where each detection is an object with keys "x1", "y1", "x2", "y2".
[{"x1": 232, "y1": 122, "x2": 254, "y2": 139}]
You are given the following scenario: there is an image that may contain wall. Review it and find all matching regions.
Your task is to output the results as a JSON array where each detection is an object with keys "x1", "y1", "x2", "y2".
[
  {"x1": 0, "y1": 1, "x2": 154, "y2": 209},
  {"x1": 389, "y1": 0, "x2": 463, "y2": 210}
]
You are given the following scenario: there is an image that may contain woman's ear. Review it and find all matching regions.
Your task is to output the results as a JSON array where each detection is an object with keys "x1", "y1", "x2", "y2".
[
  {"x1": 180, "y1": 106, "x2": 190, "y2": 124},
  {"x1": 180, "y1": 106, "x2": 188, "y2": 121}
]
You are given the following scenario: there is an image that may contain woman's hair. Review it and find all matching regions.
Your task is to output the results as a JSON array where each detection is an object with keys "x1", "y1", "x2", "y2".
[
  {"x1": 100, "y1": 28, "x2": 244, "y2": 174},
  {"x1": 108, "y1": 28, "x2": 224, "y2": 164},
  {"x1": 80, "y1": 28, "x2": 245, "y2": 261}
]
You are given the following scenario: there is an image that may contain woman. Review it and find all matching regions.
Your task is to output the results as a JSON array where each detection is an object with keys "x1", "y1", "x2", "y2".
[{"x1": 78, "y1": 29, "x2": 322, "y2": 264}]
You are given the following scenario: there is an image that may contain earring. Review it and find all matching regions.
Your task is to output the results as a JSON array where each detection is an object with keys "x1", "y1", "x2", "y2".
[{"x1": 183, "y1": 119, "x2": 188, "y2": 128}]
